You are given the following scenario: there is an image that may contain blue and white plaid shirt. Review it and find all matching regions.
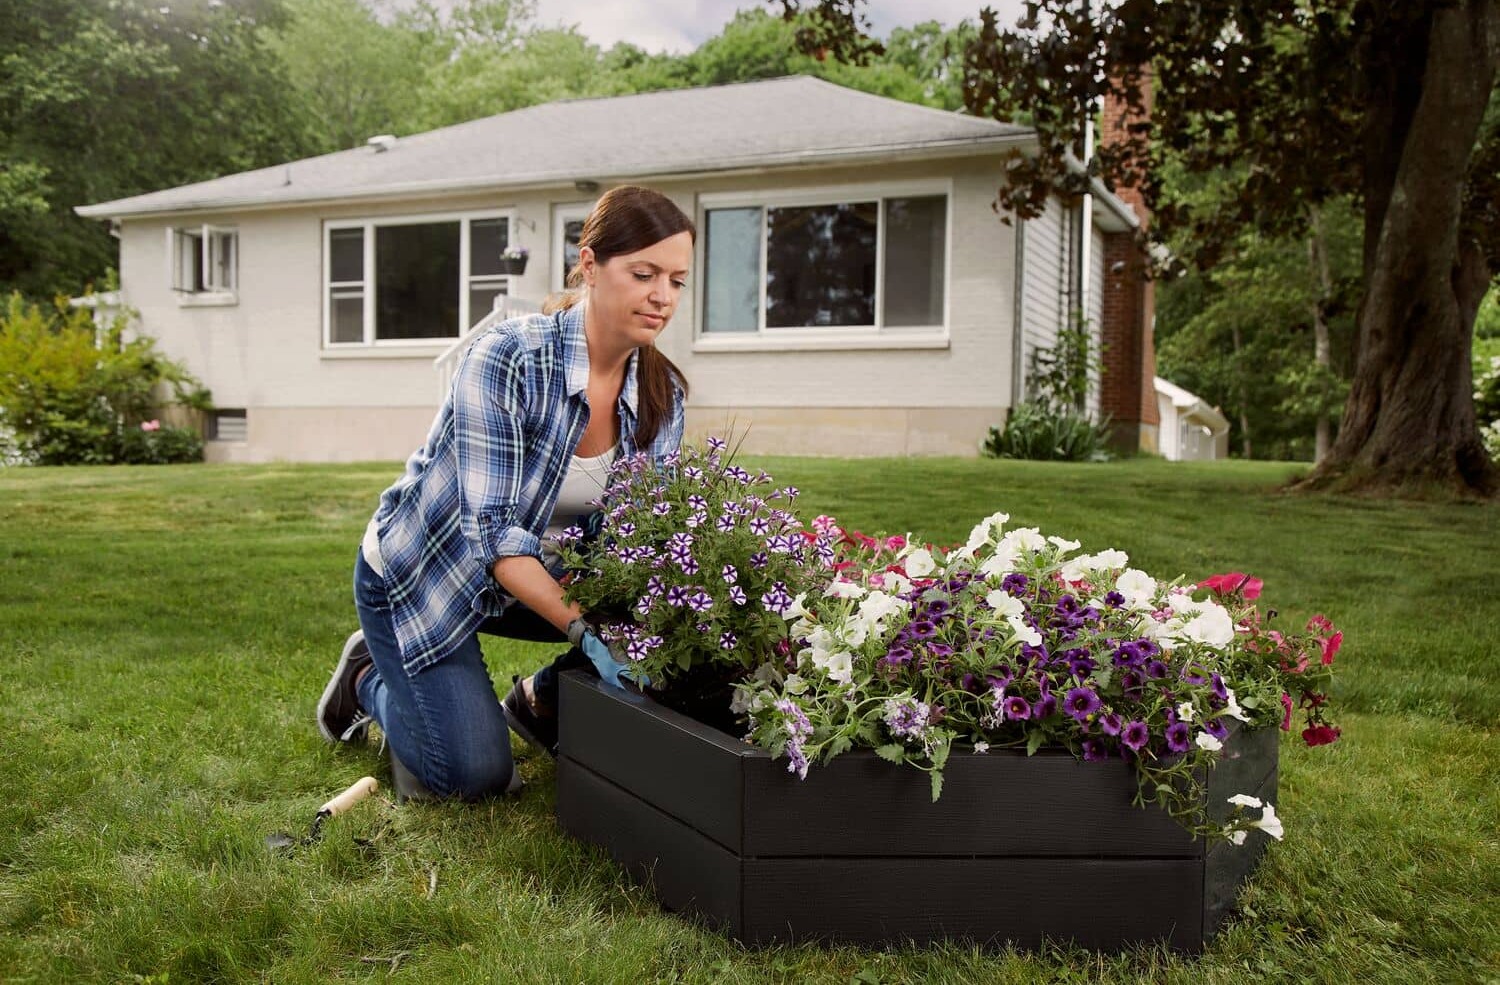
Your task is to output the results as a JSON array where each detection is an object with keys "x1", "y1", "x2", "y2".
[{"x1": 369, "y1": 303, "x2": 685, "y2": 675}]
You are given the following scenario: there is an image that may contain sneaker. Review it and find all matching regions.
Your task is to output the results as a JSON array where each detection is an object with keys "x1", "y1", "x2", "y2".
[
  {"x1": 317, "y1": 629, "x2": 374, "y2": 743},
  {"x1": 502, "y1": 674, "x2": 558, "y2": 758}
]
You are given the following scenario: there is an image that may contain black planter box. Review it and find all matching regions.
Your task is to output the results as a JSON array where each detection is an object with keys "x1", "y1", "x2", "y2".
[{"x1": 555, "y1": 670, "x2": 1277, "y2": 953}]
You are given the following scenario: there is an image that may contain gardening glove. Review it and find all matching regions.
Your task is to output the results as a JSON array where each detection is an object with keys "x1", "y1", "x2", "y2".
[{"x1": 568, "y1": 617, "x2": 649, "y2": 690}]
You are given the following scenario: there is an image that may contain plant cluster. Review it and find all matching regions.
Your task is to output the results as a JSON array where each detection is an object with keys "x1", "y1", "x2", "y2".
[
  {"x1": 1475, "y1": 354, "x2": 1500, "y2": 460},
  {"x1": 555, "y1": 436, "x2": 835, "y2": 686},
  {"x1": 558, "y1": 437, "x2": 1342, "y2": 843},
  {"x1": 985, "y1": 312, "x2": 1112, "y2": 462},
  {"x1": 0, "y1": 294, "x2": 209, "y2": 465}
]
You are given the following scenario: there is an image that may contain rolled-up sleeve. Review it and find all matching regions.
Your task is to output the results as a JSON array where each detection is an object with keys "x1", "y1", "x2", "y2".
[{"x1": 451, "y1": 333, "x2": 542, "y2": 565}]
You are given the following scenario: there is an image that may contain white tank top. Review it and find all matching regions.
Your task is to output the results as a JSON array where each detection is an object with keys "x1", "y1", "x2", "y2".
[{"x1": 360, "y1": 444, "x2": 618, "y2": 577}]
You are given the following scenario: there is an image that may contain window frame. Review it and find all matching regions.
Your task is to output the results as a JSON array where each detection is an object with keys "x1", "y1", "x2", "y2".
[
  {"x1": 322, "y1": 207, "x2": 517, "y2": 349},
  {"x1": 694, "y1": 179, "x2": 952, "y2": 351},
  {"x1": 552, "y1": 201, "x2": 593, "y2": 294},
  {"x1": 168, "y1": 224, "x2": 238, "y2": 303}
]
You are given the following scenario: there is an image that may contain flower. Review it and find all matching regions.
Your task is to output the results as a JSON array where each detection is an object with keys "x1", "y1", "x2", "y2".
[
  {"x1": 903, "y1": 547, "x2": 937, "y2": 577},
  {"x1": 1165, "y1": 722, "x2": 1192, "y2": 753},
  {"x1": 1280, "y1": 693, "x2": 1295, "y2": 730},
  {"x1": 1120, "y1": 720, "x2": 1150, "y2": 752},
  {"x1": 1115, "y1": 569, "x2": 1158, "y2": 609},
  {"x1": 1198, "y1": 571, "x2": 1264, "y2": 600},
  {"x1": 1227, "y1": 793, "x2": 1263, "y2": 809},
  {"x1": 140, "y1": 419, "x2": 161, "y2": 432},
  {"x1": 1194, "y1": 731, "x2": 1223, "y2": 752},
  {"x1": 501, "y1": 245, "x2": 529, "y2": 260},
  {"x1": 1250, "y1": 803, "x2": 1284, "y2": 840},
  {"x1": 1302, "y1": 724, "x2": 1341, "y2": 746},
  {"x1": 1063, "y1": 687, "x2": 1101, "y2": 723}
]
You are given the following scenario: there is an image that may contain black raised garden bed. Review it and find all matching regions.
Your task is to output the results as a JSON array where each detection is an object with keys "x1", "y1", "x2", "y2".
[{"x1": 555, "y1": 669, "x2": 1277, "y2": 953}]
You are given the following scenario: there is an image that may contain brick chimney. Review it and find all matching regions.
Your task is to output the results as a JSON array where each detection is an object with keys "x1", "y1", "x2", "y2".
[{"x1": 1096, "y1": 73, "x2": 1161, "y2": 453}]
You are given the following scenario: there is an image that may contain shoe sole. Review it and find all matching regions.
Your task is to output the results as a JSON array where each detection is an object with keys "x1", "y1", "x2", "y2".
[{"x1": 317, "y1": 630, "x2": 370, "y2": 743}]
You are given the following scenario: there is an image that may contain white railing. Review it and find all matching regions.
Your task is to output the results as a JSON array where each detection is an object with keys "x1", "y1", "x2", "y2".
[{"x1": 433, "y1": 294, "x2": 543, "y2": 400}]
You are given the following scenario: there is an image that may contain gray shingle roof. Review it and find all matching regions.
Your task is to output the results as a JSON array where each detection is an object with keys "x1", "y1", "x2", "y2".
[{"x1": 77, "y1": 76, "x2": 1034, "y2": 219}]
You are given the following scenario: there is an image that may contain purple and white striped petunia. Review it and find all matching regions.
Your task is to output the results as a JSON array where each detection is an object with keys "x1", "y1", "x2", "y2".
[
  {"x1": 728, "y1": 585, "x2": 748, "y2": 605},
  {"x1": 719, "y1": 631, "x2": 738, "y2": 651},
  {"x1": 721, "y1": 564, "x2": 738, "y2": 584}
]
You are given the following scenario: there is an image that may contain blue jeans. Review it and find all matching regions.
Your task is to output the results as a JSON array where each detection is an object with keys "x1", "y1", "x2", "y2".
[{"x1": 352, "y1": 549, "x2": 572, "y2": 799}]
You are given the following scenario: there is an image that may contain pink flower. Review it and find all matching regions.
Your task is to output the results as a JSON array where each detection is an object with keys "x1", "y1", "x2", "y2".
[
  {"x1": 1321, "y1": 630, "x2": 1343, "y2": 665},
  {"x1": 1197, "y1": 572, "x2": 1264, "y2": 600},
  {"x1": 1280, "y1": 693, "x2": 1294, "y2": 731},
  {"x1": 140, "y1": 419, "x2": 161, "y2": 432},
  {"x1": 1302, "y1": 724, "x2": 1341, "y2": 747},
  {"x1": 883, "y1": 534, "x2": 906, "y2": 552}
]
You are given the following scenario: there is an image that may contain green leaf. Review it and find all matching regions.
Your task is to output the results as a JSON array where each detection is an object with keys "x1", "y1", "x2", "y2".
[
  {"x1": 929, "y1": 768, "x2": 944, "y2": 801},
  {"x1": 1026, "y1": 730, "x2": 1045, "y2": 756},
  {"x1": 875, "y1": 743, "x2": 905, "y2": 763}
]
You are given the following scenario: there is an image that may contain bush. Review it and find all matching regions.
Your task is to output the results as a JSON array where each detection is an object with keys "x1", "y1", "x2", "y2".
[
  {"x1": 984, "y1": 401, "x2": 1113, "y2": 462},
  {"x1": 0, "y1": 293, "x2": 210, "y2": 465}
]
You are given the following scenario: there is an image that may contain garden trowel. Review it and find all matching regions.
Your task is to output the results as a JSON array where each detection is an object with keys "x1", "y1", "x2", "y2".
[{"x1": 266, "y1": 775, "x2": 379, "y2": 852}]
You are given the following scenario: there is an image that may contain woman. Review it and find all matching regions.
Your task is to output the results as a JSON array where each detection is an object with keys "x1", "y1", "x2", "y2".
[{"x1": 316, "y1": 185, "x2": 694, "y2": 799}]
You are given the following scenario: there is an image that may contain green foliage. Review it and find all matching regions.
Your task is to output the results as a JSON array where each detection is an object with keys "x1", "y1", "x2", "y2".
[
  {"x1": 1476, "y1": 286, "x2": 1500, "y2": 340},
  {"x1": 0, "y1": 293, "x2": 208, "y2": 464},
  {"x1": 1157, "y1": 199, "x2": 1361, "y2": 460},
  {"x1": 984, "y1": 402, "x2": 1111, "y2": 463},
  {"x1": 985, "y1": 314, "x2": 1110, "y2": 462}
]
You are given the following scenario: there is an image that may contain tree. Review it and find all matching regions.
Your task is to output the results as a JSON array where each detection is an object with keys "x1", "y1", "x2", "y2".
[
  {"x1": 0, "y1": 0, "x2": 316, "y2": 299},
  {"x1": 781, "y1": 0, "x2": 1500, "y2": 496}
]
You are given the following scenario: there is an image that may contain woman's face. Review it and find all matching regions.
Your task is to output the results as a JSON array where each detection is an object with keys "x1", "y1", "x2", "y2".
[{"x1": 580, "y1": 231, "x2": 694, "y2": 349}]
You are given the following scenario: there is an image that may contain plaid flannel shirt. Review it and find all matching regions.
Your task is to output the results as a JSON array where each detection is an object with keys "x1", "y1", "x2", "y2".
[{"x1": 368, "y1": 303, "x2": 684, "y2": 675}]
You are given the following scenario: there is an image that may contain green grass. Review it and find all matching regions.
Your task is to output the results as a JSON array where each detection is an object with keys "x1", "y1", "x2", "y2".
[{"x1": 1, "y1": 458, "x2": 1496, "y2": 984}]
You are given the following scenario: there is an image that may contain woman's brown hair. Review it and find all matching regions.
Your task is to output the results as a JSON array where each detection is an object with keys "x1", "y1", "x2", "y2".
[{"x1": 544, "y1": 185, "x2": 695, "y2": 447}]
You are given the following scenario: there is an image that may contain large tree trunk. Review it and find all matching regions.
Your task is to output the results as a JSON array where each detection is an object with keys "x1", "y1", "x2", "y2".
[
  {"x1": 1308, "y1": 206, "x2": 1334, "y2": 464},
  {"x1": 1309, "y1": 0, "x2": 1499, "y2": 496}
]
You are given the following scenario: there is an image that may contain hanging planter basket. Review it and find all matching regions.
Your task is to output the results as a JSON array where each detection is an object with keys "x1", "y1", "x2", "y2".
[{"x1": 499, "y1": 256, "x2": 528, "y2": 276}]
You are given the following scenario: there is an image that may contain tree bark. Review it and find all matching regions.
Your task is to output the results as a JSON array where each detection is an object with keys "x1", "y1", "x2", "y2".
[
  {"x1": 1231, "y1": 323, "x2": 1252, "y2": 458},
  {"x1": 1308, "y1": 206, "x2": 1333, "y2": 464},
  {"x1": 1309, "y1": 0, "x2": 1499, "y2": 496}
]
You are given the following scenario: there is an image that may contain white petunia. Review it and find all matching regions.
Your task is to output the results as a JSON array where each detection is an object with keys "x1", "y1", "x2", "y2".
[
  {"x1": 1091, "y1": 548, "x2": 1130, "y2": 570},
  {"x1": 1176, "y1": 602, "x2": 1235, "y2": 648},
  {"x1": 824, "y1": 578, "x2": 867, "y2": 599},
  {"x1": 1227, "y1": 793, "x2": 1264, "y2": 809},
  {"x1": 1115, "y1": 568, "x2": 1159, "y2": 609},
  {"x1": 875, "y1": 571, "x2": 912, "y2": 595},
  {"x1": 1250, "y1": 803, "x2": 1284, "y2": 841},
  {"x1": 903, "y1": 547, "x2": 936, "y2": 577},
  {"x1": 858, "y1": 591, "x2": 904, "y2": 628},
  {"x1": 1001, "y1": 527, "x2": 1047, "y2": 553},
  {"x1": 1223, "y1": 687, "x2": 1251, "y2": 723},
  {"x1": 789, "y1": 616, "x2": 815, "y2": 639},
  {"x1": 1047, "y1": 535, "x2": 1081, "y2": 552},
  {"x1": 1194, "y1": 731, "x2": 1223, "y2": 752},
  {"x1": 1007, "y1": 615, "x2": 1042, "y2": 647},
  {"x1": 973, "y1": 741, "x2": 990, "y2": 754},
  {"x1": 785, "y1": 592, "x2": 811, "y2": 619},
  {"x1": 1177, "y1": 701, "x2": 1196, "y2": 723},
  {"x1": 730, "y1": 688, "x2": 754, "y2": 714},
  {"x1": 752, "y1": 662, "x2": 783, "y2": 685},
  {"x1": 1224, "y1": 828, "x2": 1249, "y2": 846},
  {"x1": 822, "y1": 651, "x2": 854, "y2": 685},
  {"x1": 837, "y1": 616, "x2": 869, "y2": 648},
  {"x1": 784, "y1": 674, "x2": 808, "y2": 695},
  {"x1": 985, "y1": 589, "x2": 1025, "y2": 619},
  {"x1": 979, "y1": 545, "x2": 1022, "y2": 578}
]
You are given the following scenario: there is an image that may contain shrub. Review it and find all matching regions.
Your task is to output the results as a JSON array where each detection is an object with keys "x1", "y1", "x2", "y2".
[
  {"x1": 0, "y1": 293, "x2": 210, "y2": 465},
  {"x1": 984, "y1": 402, "x2": 1112, "y2": 462}
]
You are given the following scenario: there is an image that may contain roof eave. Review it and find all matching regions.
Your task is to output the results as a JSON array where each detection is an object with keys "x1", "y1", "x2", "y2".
[{"x1": 76, "y1": 132, "x2": 1037, "y2": 222}]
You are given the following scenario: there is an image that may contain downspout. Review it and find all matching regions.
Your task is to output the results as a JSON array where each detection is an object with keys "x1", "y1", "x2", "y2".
[{"x1": 1012, "y1": 220, "x2": 1027, "y2": 407}]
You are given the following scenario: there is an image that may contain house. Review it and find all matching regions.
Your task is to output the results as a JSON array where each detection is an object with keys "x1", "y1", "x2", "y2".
[
  {"x1": 1154, "y1": 376, "x2": 1230, "y2": 461},
  {"x1": 76, "y1": 76, "x2": 1159, "y2": 462}
]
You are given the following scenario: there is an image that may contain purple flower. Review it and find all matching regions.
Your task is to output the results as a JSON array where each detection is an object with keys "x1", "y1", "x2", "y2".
[
  {"x1": 760, "y1": 582, "x2": 794, "y2": 616},
  {"x1": 906, "y1": 619, "x2": 937, "y2": 641},
  {"x1": 1165, "y1": 722, "x2": 1192, "y2": 753},
  {"x1": 749, "y1": 517, "x2": 771, "y2": 536},
  {"x1": 780, "y1": 486, "x2": 800, "y2": 501},
  {"x1": 813, "y1": 538, "x2": 836, "y2": 566},
  {"x1": 1121, "y1": 720, "x2": 1150, "y2": 752},
  {"x1": 1112, "y1": 642, "x2": 1145, "y2": 668},
  {"x1": 749, "y1": 551, "x2": 768, "y2": 569},
  {"x1": 645, "y1": 575, "x2": 665, "y2": 597},
  {"x1": 617, "y1": 521, "x2": 637, "y2": 537},
  {"x1": 706, "y1": 435, "x2": 728, "y2": 452},
  {"x1": 665, "y1": 586, "x2": 688, "y2": 608},
  {"x1": 883, "y1": 697, "x2": 931, "y2": 740},
  {"x1": 556, "y1": 525, "x2": 584, "y2": 544},
  {"x1": 719, "y1": 631, "x2": 737, "y2": 651},
  {"x1": 1063, "y1": 687, "x2": 1102, "y2": 723},
  {"x1": 688, "y1": 590, "x2": 714, "y2": 614},
  {"x1": 1210, "y1": 673, "x2": 1229, "y2": 701},
  {"x1": 1067, "y1": 655, "x2": 1097, "y2": 679},
  {"x1": 684, "y1": 466, "x2": 703, "y2": 483},
  {"x1": 926, "y1": 643, "x2": 954, "y2": 659},
  {"x1": 924, "y1": 599, "x2": 952, "y2": 619},
  {"x1": 626, "y1": 640, "x2": 649, "y2": 661},
  {"x1": 687, "y1": 494, "x2": 708, "y2": 510},
  {"x1": 1145, "y1": 659, "x2": 1170, "y2": 680},
  {"x1": 1119, "y1": 670, "x2": 1145, "y2": 696},
  {"x1": 721, "y1": 564, "x2": 738, "y2": 584},
  {"x1": 642, "y1": 635, "x2": 663, "y2": 651},
  {"x1": 652, "y1": 502, "x2": 672, "y2": 516},
  {"x1": 667, "y1": 532, "x2": 694, "y2": 549},
  {"x1": 1204, "y1": 717, "x2": 1230, "y2": 741},
  {"x1": 1003, "y1": 695, "x2": 1032, "y2": 721},
  {"x1": 1098, "y1": 712, "x2": 1123, "y2": 736},
  {"x1": 728, "y1": 585, "x2": 748, "y2": 605},
  {"x1": 1034, "y1": 693, "x2": 1058, "y2": 719},
  {"x1": 1081, "y1": 738, "x2": 1108, "y2": 762},
  {"x1": 635, "y1": 595, "x2": 654, "y2": 617},
  {"x1": 766, "y1": 534, "x2": 796, "y2": 554},
  {"x1": 715, "y1": 515, "x2": 736, "y2": 533},
  {"x1": 669, "y1": 542, "x2": 695, "y2": 567},
  {"x1": 1104, "y1": 590, "x2": 1126, "y2": 608},
  {"x1": 1001, "y1": 573, "x2": 1029, "y2": 595},
  {"x1": 724, "y1": 465, "x2": 750, "y2": 483},
  {"x1": 883, "y1": 645, "x2": 915, "y2": 667}
]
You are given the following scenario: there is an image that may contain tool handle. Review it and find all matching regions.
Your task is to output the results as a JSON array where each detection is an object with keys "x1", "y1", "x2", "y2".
[{"x1": 318, "y1": 776, "x2": 379, "y2": 817}]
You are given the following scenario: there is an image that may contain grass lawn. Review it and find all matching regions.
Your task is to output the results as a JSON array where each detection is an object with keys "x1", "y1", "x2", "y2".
[{"x1": 1, "y1": 457, "x2": 1495, "y2": 983}]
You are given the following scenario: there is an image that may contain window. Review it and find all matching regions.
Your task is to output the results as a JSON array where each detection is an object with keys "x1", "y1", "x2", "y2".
[
  {"x1": 700, "y1": 187, "x2": 947, "y2": 337},
  {"x1": 553, "y1": 203, "x2": 592, "y2": 292},
  {"x1": 209, "y1": 409, "x2": 247, "y2": 442},
  {"x1": 171, "y1": 225, "x2": 237, "y2": 295},
  {"x1": 324, "y1": 211, "x2": 514, "y2": 346}
]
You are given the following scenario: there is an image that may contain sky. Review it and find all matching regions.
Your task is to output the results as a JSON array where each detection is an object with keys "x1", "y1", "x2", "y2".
[{"x1": 495, "y1": 1, "x2": 1029, "y2": 55}]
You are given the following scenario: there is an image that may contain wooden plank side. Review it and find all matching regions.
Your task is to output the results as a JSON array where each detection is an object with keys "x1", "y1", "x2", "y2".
[
  {"x1": 1202, "y1": 763, "x2": 1279, "y2": 942},
  {"x1": 743, "y1": 750, "x2": 1197, "y2": 858},
  {"x1": 556, "y1": 756, "x2": 743, "y2": 938},
  {"x1": 741, "y1": 857, "x2": 1205, "y2": 953},
  {"x1": 558, "y1": 671, "x2": 750, "y2": 852}
]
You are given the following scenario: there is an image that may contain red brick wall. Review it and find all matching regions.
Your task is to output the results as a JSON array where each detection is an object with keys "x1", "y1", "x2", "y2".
[{"x1": 1096, "y1": 74, "x2": 1160, "y2": 446}]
